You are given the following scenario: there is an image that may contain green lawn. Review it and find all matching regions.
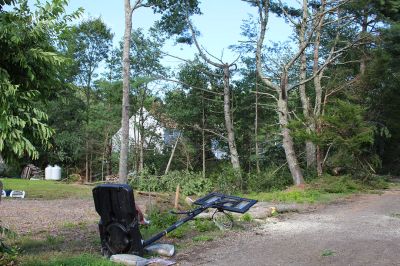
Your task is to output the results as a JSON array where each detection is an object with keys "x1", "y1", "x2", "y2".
[{"x1": 0, "y1": 178, "x2": 93, "y2": 199}]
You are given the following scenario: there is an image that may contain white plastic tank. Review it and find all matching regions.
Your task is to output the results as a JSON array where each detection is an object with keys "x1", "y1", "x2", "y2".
[
  {"x1": 45, "y1": 165, "x2": 53, "y2": 180},
  {"x1": 52, "y1": 165, "x2": 61, "y2": 180}
]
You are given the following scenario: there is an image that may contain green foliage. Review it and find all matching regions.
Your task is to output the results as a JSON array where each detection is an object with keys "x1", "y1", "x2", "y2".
[
  {"x1": 131, "y1": 170, "x2": 213, "y2": 196},
  {"x1": 141, "y1": 207, "x2": 218, "y2": 242},
  {"x1": 320, "y1": 100, "x2": 378, "y2": 177},
  {"x1": 209, "y1": 165, "x2": 242, "y2": 194},
  {"x1": 65, "y1": 17, "x2": 113, "y2": 85},
  {"x1": 0, "y1": 0, "x2": 81, "y2": 162},
  {"x1": 194, "y1": 219, "x2": 217, "y2": 232},
  {"x1": 361, "y1": 23, "x2": 400, "y2": 174},
  {"x1": 247, "y1": 166, "x2": 293, "y2": 192},
  {"x1": 311, "y1": 175, "x2": 363, "y2": 193},
  {"x1": 246, "y1": 173, "x2": 389, "y2": 204},
  {"x1": 149, "y1": 0, "x2": 201, "y2": 42},
  {"x1": 321, "y1": 249, "x2": 335, "y2": 257},
  {"x1": 240, "y1": 213, "x2": 253, "y2": 222},
  {"x1": 140, "y1": 208, "x2": 192, "y2": 239},
  {"x1": 0, "y1": 223, "x2": 18, "y2": 266}
]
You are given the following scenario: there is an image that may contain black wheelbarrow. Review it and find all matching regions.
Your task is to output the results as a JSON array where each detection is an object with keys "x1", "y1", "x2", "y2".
[{"x1": 93, "y1": 184, "x2": 257, "y2": 257}]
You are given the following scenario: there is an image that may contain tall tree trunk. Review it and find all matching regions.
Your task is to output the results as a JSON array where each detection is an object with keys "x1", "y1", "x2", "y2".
[
  {"x1": 106, "y1": 138, "x2": 112, "y2": 176},
  {"x1": 165, "y1": 134, "x2": 180, "y2": 175},
  {"x1": 279, "y1": 74, "x2": 304, "y2": 185},
  {"x1": 223, "y1": 65, "x2": 241, "y2": 172},
  {"x1": 85, "y1": 75, "x2": 91, "y2": 183},
  {"x1": 85, "y1": 144, "x2": 89, "y2": 183},
  {"x1": 0, "y1": 180, "x2": 2, "y2": 203},
  {"x1": 360, "y1": 9, "x2": 368, "y2": 75},
  {"x1": 255, "y1": 0, "x2": 303, "y2": 185},
  {"x1": 312, "y1": 0, "x2": 325, "y2": 176},
  {"x1": 119, "y1": 0, "x2": 133, "y2": 184},
  {"x1": 139, "y1": 105, "x2": 144, "y2": 174},
  {"x1": 298, "y1": 0, "x2": 316, "y2": 169},
  {"x1": 316, "y1": 123, "x2": 323, "y2": 176},
  {"x1": 202, "y1": 95, "x2": 206, "y2": 178},
  {"x1": 254, "y1": 73, "x2": 260, "y2": 174},
  {"x1": 89, "y1": 151, "x2": 93, "y2": 182},
  {"x1": 188, "y1": 22, "x2": 241, "y2": 173}
]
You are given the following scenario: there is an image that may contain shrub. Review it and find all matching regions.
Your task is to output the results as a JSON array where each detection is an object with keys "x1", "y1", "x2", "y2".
[
  {"x1": 247, "y1": 166, "x2": 292, "y2": 192},
  {"x1": 209, "y1": 164, "x2": 242, "y2": 194},
  {"x1": 311, "y1": 175, "x2": 362, "y2": 193},
  {"x1": 130, "y1": 170, "x2": 213, "y2": 196}
]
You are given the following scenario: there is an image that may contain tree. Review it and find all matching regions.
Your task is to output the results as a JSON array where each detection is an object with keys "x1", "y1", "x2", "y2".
[
  {"x1": 0, "y1": 0, "x2": 81, "y2": 163},
  {"x1": 119, "y1": 0, "x2": 201, "y2": 183},
  {"x1": 184, "y1": 17, "x2": 242, "y2": 173},
  {"x1": 66, "y1": 17, "x2": 113, "y2": 182},
  {"x1": 253, "y1": 0, "x2": 305, "y2": 185}
]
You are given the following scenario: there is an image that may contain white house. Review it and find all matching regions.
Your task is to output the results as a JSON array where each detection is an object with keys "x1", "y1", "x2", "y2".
[
  {"x1": 112, "y1": 108, "x2": 178, "y2": 153},
  {"x1": 112, "y1": 108, "x2": 228, "y2": 159}
]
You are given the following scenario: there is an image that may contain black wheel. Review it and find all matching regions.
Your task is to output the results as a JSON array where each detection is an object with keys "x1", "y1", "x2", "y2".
[
  {"x1": 212, "y1": 210, "x2": 234, "y2": 230},
  {"x1": 101, "y1": 246, "x2": 111, "y2": 258}
]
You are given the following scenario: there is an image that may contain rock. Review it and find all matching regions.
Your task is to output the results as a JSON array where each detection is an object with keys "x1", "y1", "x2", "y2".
[
  {"x1": 145, "y1": 243, "x2": 175, "y2": 257},
  {"x1": 110, "y1": 254, "x2": 149, "y2": 266},
  {"x1": 185, "y1": 196, "x2": 195, "y2": 205}
]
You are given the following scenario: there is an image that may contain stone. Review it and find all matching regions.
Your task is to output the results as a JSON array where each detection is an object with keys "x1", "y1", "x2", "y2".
[
  {"x1": 145, "y1": 243, "x2": 175, "y2": 257},
  {"x1": 110, "y1": 254, "x2": 149, "y2": 266}
]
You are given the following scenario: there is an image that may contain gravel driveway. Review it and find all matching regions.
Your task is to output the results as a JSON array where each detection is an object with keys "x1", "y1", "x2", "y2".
[{"x1": 180, "y1": 190, "x2": 400, "y2": 266}]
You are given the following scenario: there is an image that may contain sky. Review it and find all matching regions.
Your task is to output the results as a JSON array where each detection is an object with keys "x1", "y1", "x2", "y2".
[{"x1": 65, "y1": 0, "x2": 293, "y2": 67}]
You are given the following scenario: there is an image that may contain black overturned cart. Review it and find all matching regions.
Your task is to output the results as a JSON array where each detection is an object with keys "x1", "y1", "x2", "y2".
[{"x1": 92, "y1": 184, "x2": 257, "y2": 257}]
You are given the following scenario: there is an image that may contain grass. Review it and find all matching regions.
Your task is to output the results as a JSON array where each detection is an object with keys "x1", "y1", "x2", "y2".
[
  {"x1": 0, "y1": 178, "x2": 93, "y2": 199},
  {"x1": 17, "y1": 235, "x2": 65, "y2": 252},
  {"x1": 21, "y1": 253, "x2": 118, "y2": 266},
  {"x1": 140, "y1": 206, "x2": 220, "y2": 240},
  {"x1": 243, "y1": 175, "x2": 390, "y2": 204},
  {"x1": 243, "y1": 188, "x2": 345, "y2": 204},
  {"x1": 192, "y1": 235, "x2": 213, "y2": 242}
]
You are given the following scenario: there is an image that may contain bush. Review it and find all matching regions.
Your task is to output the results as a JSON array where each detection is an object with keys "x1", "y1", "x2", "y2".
[
  {"x1": 311, "y1": 175, "x2": 362, "y2": 193},
  {"x1": 311, "y1": 174, "x2": 389, "y2": 193},
  {"x1": 130, "y1": 170, "x2": 213, "y2": 196},
  {"x1": 247, "y1": 166, "x2": 292, "y2": 192},
  {"x1": 64, "y1": 173, "x2": 80, "y2": 183},
  {"x1": 209, "y1": 165, "x2": 242, "y2": 194}
]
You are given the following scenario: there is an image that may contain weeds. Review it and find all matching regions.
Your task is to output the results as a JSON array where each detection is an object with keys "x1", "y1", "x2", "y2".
[
  {"x1": 240, "y1": 213, "x2": 253, "y2": 222},
  {"x1": 321, "y1": 249, "x2": 335, "y2": 257},
  {"x1": 192, "y1": 235, "x2": 213, "y2": 242}
]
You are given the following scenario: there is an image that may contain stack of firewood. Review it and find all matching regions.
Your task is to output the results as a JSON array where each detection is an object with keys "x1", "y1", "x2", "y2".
[{"x1": 21, "y1": 164, "x2": 42, "y2": 179}]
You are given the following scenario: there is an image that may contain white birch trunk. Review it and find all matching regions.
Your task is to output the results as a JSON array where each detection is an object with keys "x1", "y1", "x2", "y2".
[{"x1": 223, "y1": 66, "x2": 241, "y2": 171}]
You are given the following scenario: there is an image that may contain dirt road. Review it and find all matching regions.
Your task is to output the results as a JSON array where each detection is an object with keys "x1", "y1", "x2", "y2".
[{"x1": 180, "y1": 190, "x2": 400, "y2": 266}]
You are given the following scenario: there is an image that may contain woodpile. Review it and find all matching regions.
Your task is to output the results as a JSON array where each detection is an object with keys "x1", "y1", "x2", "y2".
[{"x1": 21, "y1": 164, "x2": 42, "y2": 179}]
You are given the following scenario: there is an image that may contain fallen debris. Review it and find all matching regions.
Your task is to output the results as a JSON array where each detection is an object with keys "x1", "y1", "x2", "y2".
[
  {"x1": 110, "y1": 254, "x2": 149, "y2": 266},
  {"x1": 145, "y1": 243, "x2": 175, "y2": 257}
]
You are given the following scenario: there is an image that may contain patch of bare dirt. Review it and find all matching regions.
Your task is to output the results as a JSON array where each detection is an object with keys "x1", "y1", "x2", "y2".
[{"x1": 0, "y1": 197, "x2": 150, "y2": 236}]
